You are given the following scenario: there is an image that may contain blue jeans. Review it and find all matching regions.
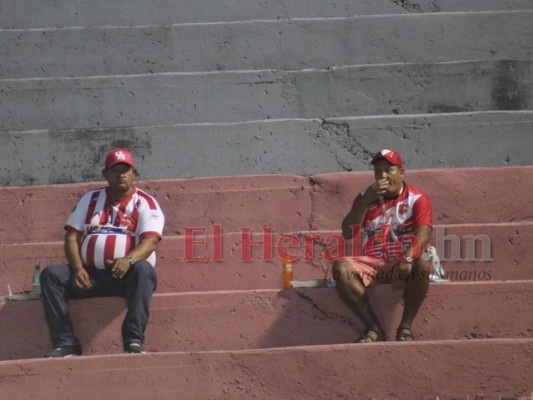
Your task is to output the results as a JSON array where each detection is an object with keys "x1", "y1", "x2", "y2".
[{"x1": 40, "y1": 261, "x2": 157, "y2": 348}]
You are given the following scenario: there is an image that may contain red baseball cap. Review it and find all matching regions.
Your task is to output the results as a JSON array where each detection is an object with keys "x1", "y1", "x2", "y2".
[
  {"x1": 105, "y1": 148, "x2": 135, "y2": 169},
  {"x1": 371, "y1": 149, "x2": 403, "y2": 168}
]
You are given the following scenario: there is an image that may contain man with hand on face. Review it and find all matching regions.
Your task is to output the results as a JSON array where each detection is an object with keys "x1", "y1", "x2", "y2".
[
  {"x1": 40, "y1": 148, "x2": 165, "y2": 357},
  {"x1": 333, "y1": 149, "x2": 433, "y2": 343}
]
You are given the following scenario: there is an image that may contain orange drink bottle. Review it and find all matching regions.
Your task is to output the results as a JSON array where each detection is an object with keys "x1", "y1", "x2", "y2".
[{"x1": 282, "y1": 256, "x2": 293, "y2": 289}]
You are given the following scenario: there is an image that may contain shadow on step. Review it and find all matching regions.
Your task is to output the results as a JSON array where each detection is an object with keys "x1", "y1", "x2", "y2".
[
  {"x1": 2, "y1": 280, "x2": 532, "y2": 361},
  {"x1": 0, "y1": 297, "x2": 126, "y2": 360},
  {"x1": 259, "y1": 286, "x2": 403, "y2": 348}
]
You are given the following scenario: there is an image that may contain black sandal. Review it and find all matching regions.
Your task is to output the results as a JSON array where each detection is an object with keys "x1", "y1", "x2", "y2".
[
  {"x1": 355, "y1": 329, "x2": 385, "y2": 343},
  {"x1": 396, "y1": 327, "x2": 416, "y2": 341}
]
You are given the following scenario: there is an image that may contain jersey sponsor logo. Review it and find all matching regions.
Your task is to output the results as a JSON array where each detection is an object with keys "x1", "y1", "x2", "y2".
[
  {"x1": 86, "y1": 225, "x2": 128, "y2": 235},
  {"x1": 366, "y1": 221, "x2": 406, "y2": 234}
]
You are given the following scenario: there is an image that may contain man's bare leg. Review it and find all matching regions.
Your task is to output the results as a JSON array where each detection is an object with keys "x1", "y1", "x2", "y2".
[
  {"x1": 397, "y1": 256, "x2": 432, "y2": 340},
  {"x1": 332, "y1": 259, "x2": 384, "y2": 340}
]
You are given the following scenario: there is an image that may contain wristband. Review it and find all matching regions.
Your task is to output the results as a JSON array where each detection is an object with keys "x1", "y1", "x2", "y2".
[
  {"x1": 126, "y1": 256, "x2": 135, "y2": 266},
  {"x1": 403, "y1": 256, "x2": 414, "y2": 263}
]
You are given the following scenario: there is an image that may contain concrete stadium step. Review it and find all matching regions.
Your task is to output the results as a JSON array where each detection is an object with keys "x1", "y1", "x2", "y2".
[
  {"x1": 1, "y1": 167, "x2": 532, "y2": 244},
  {"x1": 137, "y1": 222, "x2": 533, "y2": 291},
  {"x1": 2, "y1": 11, "x2": 533, "y2": 79},
  {"x1": 1, "y1": 111, "x2": 532, "y2": 186},
  {"x1": 308, "y1": 167, "x2": 533, "y2": 229},
  {"x1": 1, "y1": 222, "x2": 532, "y2": 294},
  {"x1": 0, "y1": 280, "x2": 531, "y2": 361},
  {"x1": 0, "y1": 338, "x2": 532, "y2": 399},
  {"x1": 1, "y1": 60, "x2": 532, "y2": 132},
  {"x1": 3, "y1": 0, "x2": 533, "y2": 29},
  {"x1": 0, "y1": 339, "x2": 533, "y2": 400}
]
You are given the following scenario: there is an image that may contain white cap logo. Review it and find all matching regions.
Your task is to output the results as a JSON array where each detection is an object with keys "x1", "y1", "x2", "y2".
[
  {"x1": 381, "y1": 149, "x2": 392, "y2": 156},
  {"x1": 115, "y1": 151, "x2": 126, "y2": 160}
]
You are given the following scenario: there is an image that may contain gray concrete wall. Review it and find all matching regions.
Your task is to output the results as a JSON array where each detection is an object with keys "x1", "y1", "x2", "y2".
[
  {"x1": 2, "y1": 0, "x2": 532, "y2": 29},
  {"x1": 2, "y1": 11, "x2": 533, "y2": 79},
  {"x1": 0, "y1": 0, "x2": 407, "y2": 29},
  {"x1": 1, "y1": 112, "x2": 531, "y2": 185},
  {"x1": 1, "y1": 59, "x2": 531, "y2": 131},
  {"x1": 1, "y1": 1, "x2": 533, "y2": 186}
]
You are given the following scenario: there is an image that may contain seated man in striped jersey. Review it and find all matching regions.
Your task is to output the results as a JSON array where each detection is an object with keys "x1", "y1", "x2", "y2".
[
  {"x1": 333, "y1": 149, "x2": 433, "y2": 343},
  {"x1": 41, "y1": 148, "x2": 165, "y2": 357}
]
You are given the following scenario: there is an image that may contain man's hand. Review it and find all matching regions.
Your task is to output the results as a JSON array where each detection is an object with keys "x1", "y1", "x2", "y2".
[
  {"x1": 72, "y1": 268, "x2": 92, "y2": 290},
  {"x1": 341, "y1": 179, "x2": 390, "y2": 239},
  {"x1": 391, "y1": 261, "x2": 413, "y2": 291},
  {"x1": 398, "y1": 261, "x2": 413, "y2": 280},
  {"x1": 363, "y1": 179, "x2": 389, "y2": 203},
  {"x1": 396, "y1": 261, "x2": 413, "y2": 281},
  {"x1": 105, "y1": 236, "x2": 160, "y2": 279},
  {"x1": 106, "y1": 257, "x2": 131, "y2": 279}
]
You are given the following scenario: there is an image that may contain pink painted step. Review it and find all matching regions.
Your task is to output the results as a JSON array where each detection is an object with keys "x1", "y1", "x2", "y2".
[
  {"x1": 1, "y1": 222, "x2": 532, "y2": 295},
  {"x1": 1, "y1": 166, "x2": 532, "y2": 244},
  {"x1": 0, "y1": 174, "x2": 311, "y2": 244},
  {"x1": 0, "y1": 280, "x2": 531, "y2": 361},
  {"x1": 0, "y1": 339, "x2": 531, "y2": 400},
  {"x1": 309, "y1": 166, "x2": 533, "y2": 229}
]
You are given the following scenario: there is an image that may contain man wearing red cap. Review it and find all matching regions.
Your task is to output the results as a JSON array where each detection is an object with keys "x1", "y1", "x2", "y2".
[
  {"x1": 333, "y1": 149, "x2": 433, "y2": 342},
  {"x1": 40, "y1": 148, "x2": 165, "y2": 356}
]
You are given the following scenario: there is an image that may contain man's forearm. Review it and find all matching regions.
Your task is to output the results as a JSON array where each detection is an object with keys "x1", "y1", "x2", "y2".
[
  {"x1": 341, "y1": 200, "x2": 370, "y2": 239},
  {"x1": 64, "y1": 232, "x2": 84, "y2": 271},
  {"x1": 402, "y1": 225, "x2": 432, "y2": 261},
  {"x1": 125, "y1": 235, "x2": 160, "y2": 262}
]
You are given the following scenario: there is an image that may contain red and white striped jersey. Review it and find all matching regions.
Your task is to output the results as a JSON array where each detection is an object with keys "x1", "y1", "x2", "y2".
[
  {"x1": 65, "y1": 187, "x2": 165, "y2": 269},
  {"x1": 352, "y1": 183, "x2": 432, "y2": 260}
]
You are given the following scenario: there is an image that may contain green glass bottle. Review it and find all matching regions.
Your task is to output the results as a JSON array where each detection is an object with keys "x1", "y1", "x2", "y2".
[{"x1": 32, "y1": 264, "x2": 41, "y2": 295}]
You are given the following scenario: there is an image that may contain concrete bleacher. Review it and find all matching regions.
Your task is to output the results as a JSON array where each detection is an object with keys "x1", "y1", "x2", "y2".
[
  {"x1": 2, "y1": 3, "x2": 533, "y2": 185},
  {"x1": 1, "y1": 169, "x2": 533, "y2": 398},
  {"x1": 1, "y1": 0, "x2": 533, "y2": 399}
]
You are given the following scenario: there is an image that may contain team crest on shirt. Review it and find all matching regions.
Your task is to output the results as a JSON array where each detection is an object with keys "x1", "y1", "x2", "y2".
[
  {"x1": 117, "y1": 214, "x2": 136, "y2": 232},
  {"x1": 398, "y1": 203, "x2": 408, "y2": 214}
]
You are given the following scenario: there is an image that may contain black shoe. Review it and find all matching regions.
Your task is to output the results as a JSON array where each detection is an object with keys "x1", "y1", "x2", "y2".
[
  {"x1": 45, "y1": 345, "x2": 82, "y2": 358},
  {"x1": 124, "y1": 342, "x2": 145, "y2": 354}
]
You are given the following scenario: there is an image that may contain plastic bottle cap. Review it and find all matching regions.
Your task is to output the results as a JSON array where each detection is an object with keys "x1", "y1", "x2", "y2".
[{"x1": 282, "y1": 255, "x2": 293, "y2": 265}]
